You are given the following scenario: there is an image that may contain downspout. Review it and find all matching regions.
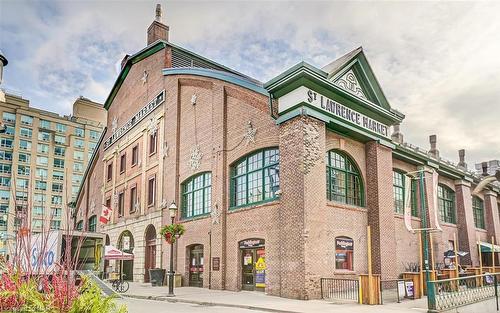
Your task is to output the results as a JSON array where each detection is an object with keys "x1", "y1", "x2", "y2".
[{"x1": 268, "y1": 93, "x2": 277, "y2": 120}]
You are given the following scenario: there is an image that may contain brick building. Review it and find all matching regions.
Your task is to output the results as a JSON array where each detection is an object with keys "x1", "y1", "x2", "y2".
[{"x1": 75, "y1": 5, "x2": 500, "y2": 299}]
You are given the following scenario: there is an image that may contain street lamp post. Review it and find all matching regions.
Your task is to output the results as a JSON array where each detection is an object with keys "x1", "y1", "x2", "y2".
[{"x1": 167, "y1": 201, "x2": 178, "y2": 297}]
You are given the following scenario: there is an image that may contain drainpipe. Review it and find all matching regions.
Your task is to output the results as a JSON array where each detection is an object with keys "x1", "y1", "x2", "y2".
[
  {"x1": 208, "y1": 230, "x2": 212, "y2": 289},
  {"x1": 268, "y1": 93, "x2": 277, "y2": 120}
]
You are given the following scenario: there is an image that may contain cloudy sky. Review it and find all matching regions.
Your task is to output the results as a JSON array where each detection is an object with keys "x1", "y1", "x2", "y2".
[{"x1": 1, "y1": 1, "x2": 499, "y2": 168}]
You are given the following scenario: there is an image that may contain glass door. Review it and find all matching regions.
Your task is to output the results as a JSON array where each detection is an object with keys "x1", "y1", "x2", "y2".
[
  {"x1": 242, "y1": 249, "x2": 255, "y2": 291},
  {"x1": 189, "y1": 245, "x2": 204, "y2": 287}
]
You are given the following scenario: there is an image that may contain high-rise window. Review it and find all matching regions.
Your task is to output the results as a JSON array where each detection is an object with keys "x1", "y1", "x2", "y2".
[
  {"x1": 18, "y1": 153, "x2": 30, "y2": 163},
  {"x1": 53, "y1": 171, "x2": 64, "y2": 181},
  {"x1": 4, "y1": 125, "x2": 14, "y2": 135},
  {"x1": 0, "y1": 139, "x2": 13, "y2": 148},
  {"x1": 39, "y1": 119, "x2": 51, "y2": 129},
  {"x1": 19, "y1": 140, "x2": 31, "y2": 151},
  {"x1": 74, "y1": 150, "x2": 84, "y2": 160},
  {"x1": 36, "y1": 156, "x2": 48, "y2": 166},
  {"x1": 54, "y1": 135, "x2": 66, "y2": 145},
  {"x1": 16, "y1": 178, "x2": 28, "y2": 189},
  {"x1": 35, "y1": 180, "x2": 47, "y2": 191},
  {"x1": 54, "y1": 146, "x2": 66, "y2": 156},
  {"x1": 17, "y1": 165, "x2": 30, "y2": 176},
  {"x1": 56, "y1": 123, "x2": 66, "y2": 133},
  {"x1": 0, "y1": 163, "x2": 11, "y2": 174},
  {"x1": 20, "y1": 115, "x2": 33, "y2": 125},
  {"x1": 37, "y1": 144, "x2": 49, "y2": 154},
  {"x1": 20, "y1": 127, "x2": 32, "y2": 138},
  {"x1": 52, "y1": 183, "x2": 63, "y2": 193},
  {"x1": 2, "y1": 112, "x2": 16, "y2": 123},
  {"x1": 89, "y1": 130, "x2": 100, "y2": 140},
  {"x1": 0, "y1": 177, "x2": 10, "y2": 187},
  {"x1": 74, "y1": 138, "x2": 84, "y2": 149},
  {"x1": 73, "y1": 162, "x2": 83, "y2": 172},
  {"x1": 0, "y1": 151, "x2": 12, "y2": 161},
  {"x1": 53, "y1": 158, "x2": 65, "y2": 169},
  {"x1": 38, "y1": 131, "x2": 50, "y2": 142},
  {"x1": 51, "y1": 195, "x2": 62, "y2": 205},
  {"x1": 36, "y1": 168, "x2": 48, "y2": 178},
  {"x1": 75, "y1": 128, "x2": 85, "y2": 137}
]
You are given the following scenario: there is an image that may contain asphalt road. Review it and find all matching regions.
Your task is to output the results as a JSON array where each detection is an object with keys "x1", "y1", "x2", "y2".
[{"x1": 118, "y1": 297, "x2": 266, "y2": 313}]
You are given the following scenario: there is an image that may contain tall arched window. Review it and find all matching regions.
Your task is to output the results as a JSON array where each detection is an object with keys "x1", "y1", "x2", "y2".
[
  {"x1": 472, "y1": 196, "x2": 485, "y2": 229},
  {"x1": 231, "y1": 148, "x2": 279, "y2": 208},
  {"x1": 181, "y1": 172, "x2": 212, "y2": 219},
  {"x1": 326, "y1": 150, "x2": 363, "y2": 206},
  {"x1": 438, "y1": 184, "x2": 456, "y2": 224}
]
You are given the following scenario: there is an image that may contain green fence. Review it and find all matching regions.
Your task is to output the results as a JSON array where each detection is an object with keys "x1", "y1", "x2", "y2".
[{"x1": 428, "y1": 273, "x2": 499, "y2": 312}]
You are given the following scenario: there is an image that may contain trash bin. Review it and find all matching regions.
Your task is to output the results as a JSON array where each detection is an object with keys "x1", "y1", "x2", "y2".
[{"x1": 149, "y1": 269, "x2": 166, "y2": 286}]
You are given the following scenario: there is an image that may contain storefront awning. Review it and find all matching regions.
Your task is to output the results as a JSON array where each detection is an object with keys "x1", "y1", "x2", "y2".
[
  {"x1": 478, "y1": 241, "x2": 500, "y2": 253},
  {"x1": 104, "y1": 245, "x2": 134, "y2": 260}
]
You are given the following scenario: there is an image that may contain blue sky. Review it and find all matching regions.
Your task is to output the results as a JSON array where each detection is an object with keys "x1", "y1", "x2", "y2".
[{"x1": 1, "y1": 0, "x2": 499, "y2": 167}]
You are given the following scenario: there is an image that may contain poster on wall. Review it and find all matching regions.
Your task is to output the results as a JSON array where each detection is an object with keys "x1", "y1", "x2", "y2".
[{"x1": 255, "y1": 257, "x2": 266, "y2": 288}]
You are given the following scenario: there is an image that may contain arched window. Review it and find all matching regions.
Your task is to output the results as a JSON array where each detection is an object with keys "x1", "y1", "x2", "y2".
[
  {"x1": 438, "y1": 184, "x2": 456, "y2": 224},
  {"x1": 393, "y1": 170, "x2": 419, "y2": 216},
  {"x1": 231, "y1": 148, "x2": 279, "y2": 208},
  {"x1": 88, "y1": 215, "x2": 97, "y2": 232},
  {"x1": 326, "y1": 150, "x2": 363, "y2": 206},
  {"x1": 335, "y1": 236, "x2": 354, "y2": 271},
  {"x1": 76, "y1": 220, "x2": 83, "y2": 231},
  {"x1": 472, "y1": 196, "x2": 485, "y2": 229},
  {"x1": 181, "y1": 172, "x2": 212, "y2": 219}
]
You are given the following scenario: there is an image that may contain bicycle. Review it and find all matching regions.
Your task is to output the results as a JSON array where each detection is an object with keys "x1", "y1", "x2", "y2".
[{"x1": 109, "y1": 273, "x2": 129, "y2": 293}]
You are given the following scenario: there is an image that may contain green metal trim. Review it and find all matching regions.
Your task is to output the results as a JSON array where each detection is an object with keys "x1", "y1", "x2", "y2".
[
  {"x1": 180, "y1": 171, "x2": 212, "y2": 219},
  {"x1": 229, "y1": 147, "x2": 279, "y2": 210},
  {"x1": 162, "y1": 68, "x2": 269, "y2": 96},
  {"x1": 104, "y1": 42, "x2": 165, "y2": 110},
  {"x1": 326, "y1": 150, "x2": 365, "y2": 207}
]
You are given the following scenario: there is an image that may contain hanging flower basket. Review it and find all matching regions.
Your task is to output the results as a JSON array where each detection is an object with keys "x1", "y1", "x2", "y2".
[{"x1": 159, "y1": 224, "x2": 185, "y2": 244}]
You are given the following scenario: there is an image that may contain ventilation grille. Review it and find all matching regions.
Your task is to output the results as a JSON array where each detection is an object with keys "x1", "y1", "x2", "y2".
[{"x1": 172, "y1": 50, "x2": 221, "y2": 71}]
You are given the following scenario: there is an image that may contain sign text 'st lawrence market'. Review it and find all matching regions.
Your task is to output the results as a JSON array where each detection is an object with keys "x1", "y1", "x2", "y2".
[
  {"x1": 306, "y1": 89, "x2": 389, "y2": 138},
  {"x1": 103, "y1": 90, "x2": 165, "y2": 150}
]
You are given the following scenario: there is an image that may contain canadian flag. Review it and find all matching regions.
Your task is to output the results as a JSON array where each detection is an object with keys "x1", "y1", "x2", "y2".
[{"x1": 100, "y1": 204, "x2": 112, "y2": 224}]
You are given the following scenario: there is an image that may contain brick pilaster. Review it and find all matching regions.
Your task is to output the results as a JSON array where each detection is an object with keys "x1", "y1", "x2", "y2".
[
  {"x1": 455, "y1": 180, "x2": 479, "y2": 266},
  {"x1": 485, "y1": 191, "x2": 500, "y2": 243},
  {"x1": 365, "y1": 141, "x2": 397, "y2": 279}
]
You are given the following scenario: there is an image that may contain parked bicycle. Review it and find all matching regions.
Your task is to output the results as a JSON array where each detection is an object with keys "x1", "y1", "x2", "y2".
[{"x1": 109, "y1": 272, "x2": 129, "y2": 293}]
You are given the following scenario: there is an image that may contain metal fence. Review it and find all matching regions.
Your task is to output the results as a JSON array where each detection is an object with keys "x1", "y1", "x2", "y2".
[
  {"x1": 428, "y1": 273, "x2": 499, "y2": 312},
  {"x1": 320, "y1": 278, "x2": 359, "y2": 302},
  {"x1": 380, "y1": 279, "x2": 411, "y2": 304}
]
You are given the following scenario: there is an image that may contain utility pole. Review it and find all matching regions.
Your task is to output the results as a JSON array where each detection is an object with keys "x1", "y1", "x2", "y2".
[{"x1": 419, "y1": 169, "x2": 435, "y2": 309}]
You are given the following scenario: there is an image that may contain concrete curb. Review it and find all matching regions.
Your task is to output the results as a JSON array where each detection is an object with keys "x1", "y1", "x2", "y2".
[{"x1": 123, "y1": 294, "x2": 300, "y2": 313}]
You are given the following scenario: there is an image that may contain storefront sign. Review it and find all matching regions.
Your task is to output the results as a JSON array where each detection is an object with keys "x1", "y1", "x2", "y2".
[
  {"x1": 278, "y1": 86, "x2": 389, "y2": 138},
  {"x1": 405, "y1": 281, "x2": 414, "y2": 298},
  {"x1": 239, "y1": 239, "x2": 265, "y2": 249},
  {"x1": 103, "y1": 90, "x2": 165, "y2": 150},
  {"x1": 335, "y1": 237, "x2": 354, "y2": 250},
  {"x1": 212, "y1": 257, "x2": 220, "y2": 271}
]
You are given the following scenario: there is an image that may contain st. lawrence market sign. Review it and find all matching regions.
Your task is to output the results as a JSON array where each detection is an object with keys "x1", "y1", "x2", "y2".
[
  {"x1": 278, "y1": 86, "x2": 389, "y2": 139},
  {"x1": 103, "y1": 90, "x2": 165, "y2": 150}
]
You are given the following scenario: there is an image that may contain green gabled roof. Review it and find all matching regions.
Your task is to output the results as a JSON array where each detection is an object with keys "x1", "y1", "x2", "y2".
[{"x1": 103, "y1": 39, "x2": 261, "y2": 110}]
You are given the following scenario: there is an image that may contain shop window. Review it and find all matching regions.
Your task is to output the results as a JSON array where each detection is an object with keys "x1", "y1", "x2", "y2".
[
  {"x1": 473, "y1": 196, "x2": 485, "y2": 229},
  {"x1": 230, "y1": 148, "x2": 280, "y2": 208},
  {"x1": 326, "y1": 150, "x2": 363, "y2": 206},
  {"x1": 181, "y1": 172, "x2": 211, "y2": 219},
  {"x1": 438, "y1": 184, "x2": 456, "y2": 224},
  {"x1": 335, "y1": 236, "x2": 354, "y2": 271}
]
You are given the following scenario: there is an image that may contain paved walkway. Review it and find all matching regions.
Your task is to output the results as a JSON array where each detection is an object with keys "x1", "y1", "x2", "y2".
[{"x1": 123, "y1": 282, "x2": 429, "y2": 313}]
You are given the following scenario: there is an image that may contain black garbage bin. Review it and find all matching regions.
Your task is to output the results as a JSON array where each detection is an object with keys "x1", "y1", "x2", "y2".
[{"x1": 149, "y1": 268, "x2": 166, "y2": 286}]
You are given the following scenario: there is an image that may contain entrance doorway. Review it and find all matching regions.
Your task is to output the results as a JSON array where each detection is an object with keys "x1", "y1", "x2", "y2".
[
  {"x1": 239, "y1": 238, "x2": 265, "y2": 292},
  {"x1": 118, "y1": 230, "x2": 134, "y2": 281},
  {"x1": 144, "y1": 225, "x2": 157, "y2": 283},
  {"x1": 188, "y1": 244, "x2": 204, "y2": 287}
]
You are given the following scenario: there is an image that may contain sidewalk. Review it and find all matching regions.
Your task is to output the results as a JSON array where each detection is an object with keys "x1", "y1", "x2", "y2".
[{"x1": 123, "y1": 282, "x2": 429, "y2": 313}]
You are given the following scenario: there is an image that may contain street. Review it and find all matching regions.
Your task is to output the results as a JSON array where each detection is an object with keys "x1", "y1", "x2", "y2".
[{"x1": 118, "y1": 298, "x2": 263, "y2": 313}]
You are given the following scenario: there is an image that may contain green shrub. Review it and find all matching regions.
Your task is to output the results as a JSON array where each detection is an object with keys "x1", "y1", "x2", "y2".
[{"x1": 69, "y1": 278, "x2": 127, "y2": 313}]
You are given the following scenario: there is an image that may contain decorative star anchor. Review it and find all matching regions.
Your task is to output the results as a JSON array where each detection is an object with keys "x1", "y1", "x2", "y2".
[
  {"x1": 111, "y1": 116, "x2": 118, "y2": 134},
  {"x1": 243, "y1": 121, "x2": 257, "y2": 146},
  {"x1": 148, "y1": 118, "x2": 158, "y2": 135},
  {"x1": 188, "y1": 145, "x2": 203, "y2": 171},
  {"x1": 211, "y1": 204, "x2": 221, "y2": 225},
  {"x1": 141, "y1": 70, "x2": 149, "y2": 85},
  {"x1": 191, "y1": 94, "x2": 197, "y2": 105},
  {"x1": 163, "y1": 141, "x2": 169, "y2": 159}
]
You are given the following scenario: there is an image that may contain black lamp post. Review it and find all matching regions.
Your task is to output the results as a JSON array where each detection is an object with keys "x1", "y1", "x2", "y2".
[{"x1": 167, "y1": 201, "x2": 177, "y2": 297}]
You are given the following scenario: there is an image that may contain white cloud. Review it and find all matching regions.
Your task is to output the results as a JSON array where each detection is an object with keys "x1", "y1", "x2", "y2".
[{"x1": 0, "y1": 1, "x2": 498, "y2": 166}]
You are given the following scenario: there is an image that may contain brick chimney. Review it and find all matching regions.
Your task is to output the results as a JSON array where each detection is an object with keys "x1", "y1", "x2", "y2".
[
  {"x1": 147, "y1": 4, "x2": 169, "y2": 45},
  {"x1": 391, "y1": 123, "x2": 404, "y2": 144},
  {"x1": 457, "y1": 149, "x2": 467, "y2": 169},
  {"x1": 428, "y1": 135, "x2": 439, "y2": 159},
  {"x1": 481, "y1": 162, "x2": 489, "y2": 177}
]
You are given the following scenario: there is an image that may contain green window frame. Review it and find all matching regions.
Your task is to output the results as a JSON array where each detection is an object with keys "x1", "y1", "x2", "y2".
[
  {"x1": 326, "y1": 150, "x2": 364, "y2": 206},
  {"x1": 76, "y1": 220, "x2": 83, "y2": 231},
  {"x1": 181, "y1": 172, "x2": 212, "y2": 219},
  {"x1": 88, "y1": 215, "x2": 97, "y2": 232},
  {"x1": 438, "y1": 184, "x2": 456, "y2": 224},
  {"x1": 393, "y1": 171, "x2": 405, "y2": 214},
  {"x1": 410, "y1": 179, "x2": 419, "y2": 217},
  {"x1": 230, "y1": 148, "x2": 280, "y2": 208},
  {"x1": 472, "y1": 196, "x2": 485, "y2": 229}
]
